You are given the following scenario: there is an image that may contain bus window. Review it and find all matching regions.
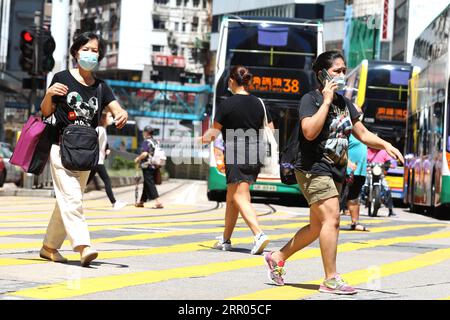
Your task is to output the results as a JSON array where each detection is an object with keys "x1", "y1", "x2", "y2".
[
  {"x1": 227, "y1": 23, "x2": 317, "y2": 70},
  {"x1": 367, "y1": 66, "x2": 410, "y2": 101}
]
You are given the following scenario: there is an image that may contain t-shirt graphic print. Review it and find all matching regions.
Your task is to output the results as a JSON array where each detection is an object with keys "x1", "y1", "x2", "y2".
[
  {"x1": 49, "y1": 70, "x2": 116, "y2": 133},
  {"x1": 323, "y1": 105, "x2": 353, "y2": 167},
  {"x1": 66, "y1": 91, "x2": 98, "y2": 126}
]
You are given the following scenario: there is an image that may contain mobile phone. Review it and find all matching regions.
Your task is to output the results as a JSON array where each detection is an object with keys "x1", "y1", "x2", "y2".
[{"x1": 318, "y1": 68, "x2": 333, "y2": 86}]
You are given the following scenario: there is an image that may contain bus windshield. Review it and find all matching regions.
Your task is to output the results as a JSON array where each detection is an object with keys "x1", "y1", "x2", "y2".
[
  {"x1": 366, "y1": 64, "x2": 410, "y2": 102},
  {"x1": 222, "y1": 20, "x2": 318, "y2": 101},
  {"x1": 363, "y1": 63, "x2": 412, "y2": 150}
]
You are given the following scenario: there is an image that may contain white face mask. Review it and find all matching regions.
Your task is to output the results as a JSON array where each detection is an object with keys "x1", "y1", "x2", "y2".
[{"x1": 333, "y1": 76, "x2": 346, "y2": 91}]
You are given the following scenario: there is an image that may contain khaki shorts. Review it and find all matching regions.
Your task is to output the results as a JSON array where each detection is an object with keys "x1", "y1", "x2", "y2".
[{"x1": 295, "y1": 171, "x2": 342, "y2": 206}]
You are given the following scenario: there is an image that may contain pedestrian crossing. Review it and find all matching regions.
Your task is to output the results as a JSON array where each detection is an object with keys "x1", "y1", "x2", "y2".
[{"x1": 0, "y1": 192, "x2": 449, "y2": 300}]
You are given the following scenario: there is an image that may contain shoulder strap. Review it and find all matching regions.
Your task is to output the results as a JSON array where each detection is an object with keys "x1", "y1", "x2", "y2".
[
  {"x1": 97, "y1": 82, "x2": 103, "y2": 125},
  {"x1": 309, "y1": 90, "x2": 322, "y2": 107},
  {"x1": 257, "y1": 97, "x2": 269, "y2": 127},
  {"x1": 369, "y1": 149, "x2": 382, "y2": 162}
]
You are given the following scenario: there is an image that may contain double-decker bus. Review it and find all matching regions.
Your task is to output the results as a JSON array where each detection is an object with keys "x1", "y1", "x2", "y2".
[
  {"x1": 403, "y1": 5, "x2": 450, "y2": 216},
  {"x1": 207, "y1": 16, "x2": 323, "y2": 202},
  {"x1": 344, "y1": 59, "x2": 417, "y2": 199}
]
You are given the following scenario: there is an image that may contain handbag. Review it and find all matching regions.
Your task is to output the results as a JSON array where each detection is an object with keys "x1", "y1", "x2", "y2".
[
  {"x1": 258, "y1": 98, "x2": 279, "y2": 176},
  {"x1": 153, "y1": 167, "x2": 162, "y2": 185},
  {"x1": 60, "y1": 83, "x2": 102, "y2": 171},
  {"x1": 149, "y1": 140, "x2": 167, "y2": 166},
  {"x1": 10, "y1": 115, "x2": 53, "y2": 175}
]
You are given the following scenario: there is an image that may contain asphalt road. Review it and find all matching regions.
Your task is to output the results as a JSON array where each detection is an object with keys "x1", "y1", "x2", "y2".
[{"x1": 0, "y1": 179, "x2": 449, "y2": 301}]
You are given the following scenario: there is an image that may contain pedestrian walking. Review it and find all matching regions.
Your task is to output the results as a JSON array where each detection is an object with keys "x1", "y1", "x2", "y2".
[
  {"x1": 87, "y1": 111, "x2": 128, "y2": 211},
  {"x1": 263, "y1": 50, "x2": 404, "y2": 294},
  {"x1": 200, "y1": 65, "x2": 271, "y2": 255},
  {"x1": 39, "y1": 31, "x2": 128, "y2": 267},
  {"x1": 342, "y1": 134, "x2": 369, "y2": 231},
  {"x1": 134, "y1": 126, "x2": 164, "y2": 209}
]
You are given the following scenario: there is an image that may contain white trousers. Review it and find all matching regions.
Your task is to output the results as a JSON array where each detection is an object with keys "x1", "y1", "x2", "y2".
[{"x1": 43, "y1": 145, "x2": 91, "y2": 251}]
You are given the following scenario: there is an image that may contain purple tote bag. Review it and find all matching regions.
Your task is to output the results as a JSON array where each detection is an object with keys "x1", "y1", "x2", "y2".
[{"x1": 10, "y1": 115, "x2": 52, "y2": 174}]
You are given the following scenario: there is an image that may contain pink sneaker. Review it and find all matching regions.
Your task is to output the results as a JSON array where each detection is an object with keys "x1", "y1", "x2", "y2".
[
  {"x1": 264, "y1": 252, "x2": 286, "y2": 286},
  {"x1": 319, "y1": 274, "x2": 357, "y2": 295}
]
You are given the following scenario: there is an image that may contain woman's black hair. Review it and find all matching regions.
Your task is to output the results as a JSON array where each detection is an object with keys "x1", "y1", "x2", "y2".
[
  {"x1": 312, "y1": 50, "x2": 346, "y2": 75},
  {"x1": 229, "y1": 65, "x2": 252, "y2": 86},
  {"x1": 70, "y1": 31, "x2": 106, "y2": 62}
]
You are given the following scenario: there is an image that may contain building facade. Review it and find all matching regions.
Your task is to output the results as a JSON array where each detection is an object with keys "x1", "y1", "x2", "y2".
[{"x1": 71, "y1": 0, "x2": 212, "y2": 83}]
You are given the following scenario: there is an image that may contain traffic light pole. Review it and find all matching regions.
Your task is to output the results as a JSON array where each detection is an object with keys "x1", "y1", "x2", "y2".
[
  {"x1": 28, "y1": 10, "x2": 43, "y2": 117},
  {"x1": 162, "y1": 78, "x2": 167, "y2": 142}
]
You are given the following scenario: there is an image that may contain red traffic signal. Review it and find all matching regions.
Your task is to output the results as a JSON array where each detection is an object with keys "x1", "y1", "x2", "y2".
[
  {"x1": 22, "y1": 31, "x2": 33, "y2": 43},
  {"x1": 19, "y1": 30, "x2": 35, "y2": 74}
]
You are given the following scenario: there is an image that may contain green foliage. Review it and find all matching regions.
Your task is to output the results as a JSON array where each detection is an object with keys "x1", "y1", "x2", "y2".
[{"x1": 111, "y1": 156, "x2": 135, "y2": 170}]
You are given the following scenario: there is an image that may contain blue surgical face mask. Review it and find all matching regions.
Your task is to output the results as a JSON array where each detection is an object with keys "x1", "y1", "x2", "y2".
[
  {"x1": 333, "y1": 75, "x2": 346, "y2": 91},
  {"x1": 78, "y1": 51, "x2": 98, "y2": 71}
]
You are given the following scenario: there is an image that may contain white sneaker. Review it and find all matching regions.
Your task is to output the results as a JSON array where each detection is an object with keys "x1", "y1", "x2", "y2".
[
  {"x1": 250, "y1": 233, "x2": 269, "y2": 255},
  {"x1": 213, "y1": 236, "x2": 232, "y2": 251},
  {"x1": 113, "y1": 200, "x2": 128, "y2": 211}
]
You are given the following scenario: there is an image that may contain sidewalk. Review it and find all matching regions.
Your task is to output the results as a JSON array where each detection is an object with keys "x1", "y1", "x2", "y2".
[{"x1": 0, "y1": 176, "x2": 178, "y2": 199}]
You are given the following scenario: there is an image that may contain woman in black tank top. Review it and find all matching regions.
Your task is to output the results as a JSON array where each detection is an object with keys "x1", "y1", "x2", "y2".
[{"x1": 200, "y1": 65, "x2": 273, "y2": 255}]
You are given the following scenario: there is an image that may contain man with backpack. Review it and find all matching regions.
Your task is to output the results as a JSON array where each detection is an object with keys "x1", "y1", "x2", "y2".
[{"x1": 134, "y1": 125, "x2": 165, "y2": 209}]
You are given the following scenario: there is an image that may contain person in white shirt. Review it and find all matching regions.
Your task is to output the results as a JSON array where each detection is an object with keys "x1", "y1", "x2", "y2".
[{"x1": 87, "y1": 111, "x2": 128, "y2": 210}]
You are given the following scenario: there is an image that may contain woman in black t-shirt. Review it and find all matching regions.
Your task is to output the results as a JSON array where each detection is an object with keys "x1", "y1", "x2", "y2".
[
  {"x1": 201, "y1": 66, "x2": 273, "y2": 255},
  {"x1": 39, "y1": 32, "x2": 128, "y2": 267},
  {"x1": 264, "y1": 51, "x2": 404, "y2": 294}
]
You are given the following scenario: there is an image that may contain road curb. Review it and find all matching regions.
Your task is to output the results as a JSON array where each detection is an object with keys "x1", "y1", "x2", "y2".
[{"x1": 0, "y1": 188, "x2": 55, "y2": 197}]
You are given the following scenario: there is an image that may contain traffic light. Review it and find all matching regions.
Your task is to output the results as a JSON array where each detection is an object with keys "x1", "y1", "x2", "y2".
[
  {"x1": 19, "y1": 30, "x2": 35, "y2": 74},
  {"x1": 39, "y1": 31, "x2": 55, "y2": 74}
]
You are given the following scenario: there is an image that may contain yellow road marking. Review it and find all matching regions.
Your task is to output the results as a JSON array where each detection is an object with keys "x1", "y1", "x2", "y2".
[
  {"x1": 1, "y1": 226, "x2": 448, "y2": 268},
  {"x1": 0, "y1": 208, "x2": 304, "y2": 228},
  {"x1": 0, "y1": 208, "x2": 224, "y2": 223},
  {"x1": 0, "y1": 215, "x2": 311, "y2": 237},
  {"x1": 228, "y1": 247, "x2": 450, "y2": 300},
  {"x1": 0, "y1": 212, "x2": 232, "y2": 228},
  {"x1": 0, "y1": 221, "x2": 439, "y2": 251},
  {"x1": 7, "y1": 231, "x2": 450, "y2": 299}
]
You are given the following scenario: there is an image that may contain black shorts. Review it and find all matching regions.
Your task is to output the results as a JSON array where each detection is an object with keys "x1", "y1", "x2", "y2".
[
  {"x1": 347, "y1": 175, "x2": 366, "y2": 201},
  {"x1": 225, "y1": 163, "x2": 261, "y2": 185}
]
